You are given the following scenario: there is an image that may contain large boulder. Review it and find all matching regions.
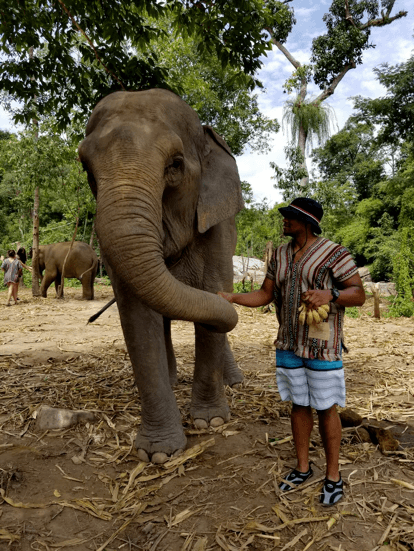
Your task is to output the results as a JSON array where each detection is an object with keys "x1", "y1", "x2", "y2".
[{"x1": 233, "y1": 256, "x2": 266, "y2": 284}]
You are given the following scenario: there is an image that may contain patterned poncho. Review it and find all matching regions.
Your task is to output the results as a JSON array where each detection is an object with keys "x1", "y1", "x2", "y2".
[
  {"x1": 1, "y1": 258, "x2": 22, "y2": 285},
  {"x1": 266, "y1": 238, "x2": 358, "y2": 361}
]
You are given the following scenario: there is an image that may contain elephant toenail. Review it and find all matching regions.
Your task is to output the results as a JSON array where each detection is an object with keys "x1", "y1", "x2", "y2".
[
  {"x1": 194, "y1": 419, "x2": 208, "y2": 429},
  {"x1": 172, "y1": 448, "x2": 184, "y2": 458},
  {"x1": 136, "y1": 449, "x2": 150, "y2": 462},
  {"x1": 210, "y1": 417, "x2": 225, "y2": 427},
  {"x1": 152, "y1": 452, "x2": 168, "y2": 464}
]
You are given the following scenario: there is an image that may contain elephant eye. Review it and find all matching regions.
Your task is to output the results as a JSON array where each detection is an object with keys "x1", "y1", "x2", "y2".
[
  {"x1": 165, "y1": 156, "x2": 184, "y2": 185},
  {"x1": 170, "y1": 156, "x2": 184, "y2": 170}
]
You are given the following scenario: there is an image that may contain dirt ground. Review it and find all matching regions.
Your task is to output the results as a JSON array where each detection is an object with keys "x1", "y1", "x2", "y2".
[{"x1": 1, "y1": 285, "x2": 414, "y2": 551}]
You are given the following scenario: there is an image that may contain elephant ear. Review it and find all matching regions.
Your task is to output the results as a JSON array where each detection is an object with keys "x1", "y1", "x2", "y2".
[{"x1": 197, "y1": 126, "x2": 244, "y2": 234}]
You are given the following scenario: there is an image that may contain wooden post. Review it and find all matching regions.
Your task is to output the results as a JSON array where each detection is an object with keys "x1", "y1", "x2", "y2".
[{"x1": 372, "y1": 283, "x2": 380, "y2": 319}]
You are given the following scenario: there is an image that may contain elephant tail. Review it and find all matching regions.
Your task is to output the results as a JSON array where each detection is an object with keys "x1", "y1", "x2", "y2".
[
  {"x1": 79, "y1": 258, "x2": 98, "y2": 280},
  {"x1": 87, "y1": 297, "x2": 116, "y2": 324}
]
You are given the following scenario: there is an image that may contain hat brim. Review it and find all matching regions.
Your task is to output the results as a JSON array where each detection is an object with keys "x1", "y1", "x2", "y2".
[{"x1": 278, "y1": 206, "x2": 322, "y2": 234}]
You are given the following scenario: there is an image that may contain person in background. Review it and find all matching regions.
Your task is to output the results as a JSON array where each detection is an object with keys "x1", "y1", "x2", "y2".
[
  {"x1": 2, "y1": 249, "x2": 23, "y2": 306},
  {"x1": 15, "y1": 246, "x2": 32, "y2": 298},
  {"x1": 219, "y1": 197, "x2": 365, "y2": 506}
]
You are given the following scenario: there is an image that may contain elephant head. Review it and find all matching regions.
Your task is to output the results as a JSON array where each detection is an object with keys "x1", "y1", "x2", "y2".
[{"x1": 79, "y1": 89, "x2": 243, "y2": 332}]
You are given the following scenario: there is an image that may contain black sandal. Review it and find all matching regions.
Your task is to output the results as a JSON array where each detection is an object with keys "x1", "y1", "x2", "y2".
[
  {"x1": 279, "y1": 467, "x2": 313, "y2": 492},
  {"x1": 320, "y1": 477, "x2": 344, "y2": 505}
]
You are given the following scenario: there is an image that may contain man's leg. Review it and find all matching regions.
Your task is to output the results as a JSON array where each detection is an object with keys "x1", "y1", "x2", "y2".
[
  {"x1": 291, "y1": 404, "x2": 314, "y2": 473},
  {"x1": 6, "y1": 283, "x2": 13, "y2": 304},
  {"x1": 317, "y1": 405, "x2": 341, "y2": 482}
]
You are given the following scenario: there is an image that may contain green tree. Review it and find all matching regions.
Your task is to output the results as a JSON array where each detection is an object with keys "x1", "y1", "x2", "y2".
[
  {"x1": 353, "y1": 54, "x2": 414, "y2": 145},
  {"x1": 151, "y1": 29, "x2": 279, "y2": 155},
  {"x1": 267, "y1": 0, "x2": 407, "y2": 189},
  {"x1": 0, "y1": 123, "x2": 93, "y2": 253},
  {"x1": 0, "y1": 0, "x2": 285, "y2": 131}
]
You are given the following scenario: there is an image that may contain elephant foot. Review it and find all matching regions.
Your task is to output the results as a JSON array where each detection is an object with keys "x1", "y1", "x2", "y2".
[
  {"x1": 169, "y1": 373, "x2": 178, "y2": 387},
  {"x1": 193, "y1": 416, "x2": 228, "y2": 429},
  {"x1": 190, "y1": 404, "x2": 230, "y2": 429},
  {"x1": 223, "y1": 364, "x2": 244, "y2": 387},
  {"x1": 134, "y1": 430, "x2": 186, "y2": 464},
  {"x1": 137, "y1": 448, "x2": 184, "y2": 464}
]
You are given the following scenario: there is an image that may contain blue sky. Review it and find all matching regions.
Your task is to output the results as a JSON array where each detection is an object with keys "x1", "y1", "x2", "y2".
[
  {"x1": 236, "y1": 0, "x2": 413, "y2": 205},
  {"x1": 0, "y1": 0, "x2": 412, "y2": 206}
]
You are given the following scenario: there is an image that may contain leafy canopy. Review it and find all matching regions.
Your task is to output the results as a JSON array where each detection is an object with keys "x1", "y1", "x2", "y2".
[{"x1": 0, "y1": 0, "x2": 284, "y2": 130}]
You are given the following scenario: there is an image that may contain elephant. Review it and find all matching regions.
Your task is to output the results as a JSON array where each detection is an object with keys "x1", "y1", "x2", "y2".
[
  {"x1": 78, "y1": 88, "x2": 244, "y2": 463},
  {"x1": 36, "y1": 241, "x2": 98, "y2": 299}
]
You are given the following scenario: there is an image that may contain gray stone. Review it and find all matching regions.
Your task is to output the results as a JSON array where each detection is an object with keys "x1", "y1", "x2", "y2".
[{"x1": 35, "y1": 405, "x2": 96, "y2": 430}]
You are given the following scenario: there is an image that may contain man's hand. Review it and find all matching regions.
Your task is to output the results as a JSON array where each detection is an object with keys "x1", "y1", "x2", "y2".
[
  {"x1": 302, "y1": 289, "x2": 332, "y2": 309},
  {"x1": 217, "y1": 291, "x2": 234, "y2": 303}
]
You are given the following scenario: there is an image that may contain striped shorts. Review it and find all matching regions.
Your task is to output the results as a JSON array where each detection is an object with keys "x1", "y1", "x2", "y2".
[{"x1": 275, "y1": 349, "x2": 346, "y2": 411}]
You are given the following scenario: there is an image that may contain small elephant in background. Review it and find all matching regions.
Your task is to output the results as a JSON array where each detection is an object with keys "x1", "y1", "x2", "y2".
[
  {"x1": 79, "y1": 89, "x2": 244, "y2": 463},
  {"x1": 34, "y1": 241, "x2": 98, "y2": 299}
]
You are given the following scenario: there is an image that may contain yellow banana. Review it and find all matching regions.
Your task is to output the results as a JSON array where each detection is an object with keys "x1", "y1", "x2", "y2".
[
  {"x1": 306, "y1": 311, "x2": 314, "y2": 325},
  {"x1": 320, "y1": 304, "x2": 330, "y2": 312},
  {"x1": 312, "y1": 310, "x2": 321, "y2": 324},
  {"x1": 317, "y1": 307, "x2": 328, "y2": 320},
  {"x1": 299, "y1": 310, "x2": 306, "y2": 325}
]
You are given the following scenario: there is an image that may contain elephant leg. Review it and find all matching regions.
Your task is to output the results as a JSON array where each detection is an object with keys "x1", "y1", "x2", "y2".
[
  {"x1": 190, "y1": 324, "x2": 230, "y2": 428},
  {"x1": 223, "y1": 337, "x2": 244, "y2": 387},
  {"x1": 40, "y1": 269, "x2": 57, "y2": 298},
  {"x1": 114, "y1": 287, "x2": 186, "y2": 463},
  {"x1": 54, "y1": 274, "x2": 62, "y2": 297},
  {"x1": 164, "y1": 318, "x2": 177, "y2": 387},
  {"x1": 81, "y1": 275, "x2": 94, "y2": 300}
]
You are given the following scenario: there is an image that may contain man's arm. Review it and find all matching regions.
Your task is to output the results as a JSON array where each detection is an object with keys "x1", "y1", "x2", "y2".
[
  {"x1": 218, "y1": 277, "x2": 275, "y2": 308},
  {"x1": 303, "y1": 273, "x2": 366, "y2": 309}
]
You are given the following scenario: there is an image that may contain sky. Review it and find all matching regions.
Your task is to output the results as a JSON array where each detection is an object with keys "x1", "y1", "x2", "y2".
[
  {"x1": 0, "y1": 0, "x2": 413, "y2": 206},
  {"x1": 236, "y1": 0, "x2": 414, "y2": 205}
]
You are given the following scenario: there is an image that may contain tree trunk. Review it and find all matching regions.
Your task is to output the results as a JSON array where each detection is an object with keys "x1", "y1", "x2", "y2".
[
  {"x1": 31, "y1": 186, "x2": 41, "y2": 296},
  {"x1": 298, "y1": 124, "x2": 309, "y2": 187},
  {"x1": 89, "y1": 220, "x2": 95, "y2": 247}
]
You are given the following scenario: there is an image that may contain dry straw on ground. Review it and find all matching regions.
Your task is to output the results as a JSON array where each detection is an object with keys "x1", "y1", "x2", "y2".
[{"x1": 0, "y1": 291, "x2": 414, "y2": 550}]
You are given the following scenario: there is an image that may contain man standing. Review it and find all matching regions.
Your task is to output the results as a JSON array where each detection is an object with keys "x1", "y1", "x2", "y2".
[{"x1": 219, "y1": 197, "x2": 365, "y2": 505}]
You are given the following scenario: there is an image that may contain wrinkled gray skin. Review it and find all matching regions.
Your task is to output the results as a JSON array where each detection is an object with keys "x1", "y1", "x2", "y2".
[
  {"x1": 78, "y1": 89, "x2": 244, "y2": 463},
  {"x1": 38, "y1": 242, "x2": 98, "y2": 300}
]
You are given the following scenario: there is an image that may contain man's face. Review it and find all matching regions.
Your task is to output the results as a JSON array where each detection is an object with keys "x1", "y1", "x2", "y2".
[{"x1": 282, "y1": 216, "x2": 307, "y2": 237}]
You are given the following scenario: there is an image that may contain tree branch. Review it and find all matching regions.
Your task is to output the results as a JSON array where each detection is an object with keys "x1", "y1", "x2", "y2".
[
  {"x1": 57, "y1": 0, "x2": 126, "y2": 91},
  {"x1": 315, "y1": 61, "x2": 356, "y2": 103},
  {"x1": 344, "y1": 0, "x2": 357, "y2": 28},
  {"x1": 360, "y1": 10, "x2": 407, "y2": 30},
  {"x1": 269, "y1": 35, "x2": 301, "y2": 69}
]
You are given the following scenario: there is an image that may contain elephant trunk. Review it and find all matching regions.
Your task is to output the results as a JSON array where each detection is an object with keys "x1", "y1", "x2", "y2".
[{"x1": 95, "y1": 172, "x2": 237, "y2": 333}]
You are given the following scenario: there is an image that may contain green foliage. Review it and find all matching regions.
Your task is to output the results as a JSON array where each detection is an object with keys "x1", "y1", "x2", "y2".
[
  {"x1": 353, "y1": 54, "x2": 414, "y2": 144},
  {"x1": 0, "y1": 122, "x2": 95, "y2": 253},
  {"x1": 270, "y1": 144, "x2": 308, "y2": 201},
  {"x1": 236, "y1": 200, "x2": 286, "y2": 258},
  {"x1": 282, "y1": 65, "x2": 313, "y2": 95},
  {"x1": 155, "y1": 30, "x2": 279, "y2": 155},
  {"x1": 345, "y1": 307, "x2": 360, "y2": 318},
  {"x1": 387, "y1": 228, "x2": 414, "y2": 318},
  {"x1": 0, "y1": 0, "x2": 287, "y2": 130},
  {"x1": 233, "y1": 281, "x2": 261, "y2": 293},
  {"x1": 311, "y1": 0, "x2": 407, "y2": 89},
  {"x1": 283, "y1": 96, "x2": 336, "y2": 153}
]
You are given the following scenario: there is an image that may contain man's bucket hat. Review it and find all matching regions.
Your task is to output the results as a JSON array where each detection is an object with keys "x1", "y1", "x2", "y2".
[{"x1": 278, "y1": 197, "x2": 323, "y2": 235}]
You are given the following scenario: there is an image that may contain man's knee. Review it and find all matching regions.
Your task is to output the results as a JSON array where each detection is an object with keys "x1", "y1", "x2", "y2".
[
  {"x1": 292, "y1": 403, "x2": 312, "y2": 413},
  {"x1": 316, "y1": 404, "x2": 338, "y2": 418}
]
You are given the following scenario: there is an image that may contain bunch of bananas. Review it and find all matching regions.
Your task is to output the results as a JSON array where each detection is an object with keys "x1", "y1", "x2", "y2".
[{"x1": 298, "y1": 302, "x2": 329, "y2": 326}]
